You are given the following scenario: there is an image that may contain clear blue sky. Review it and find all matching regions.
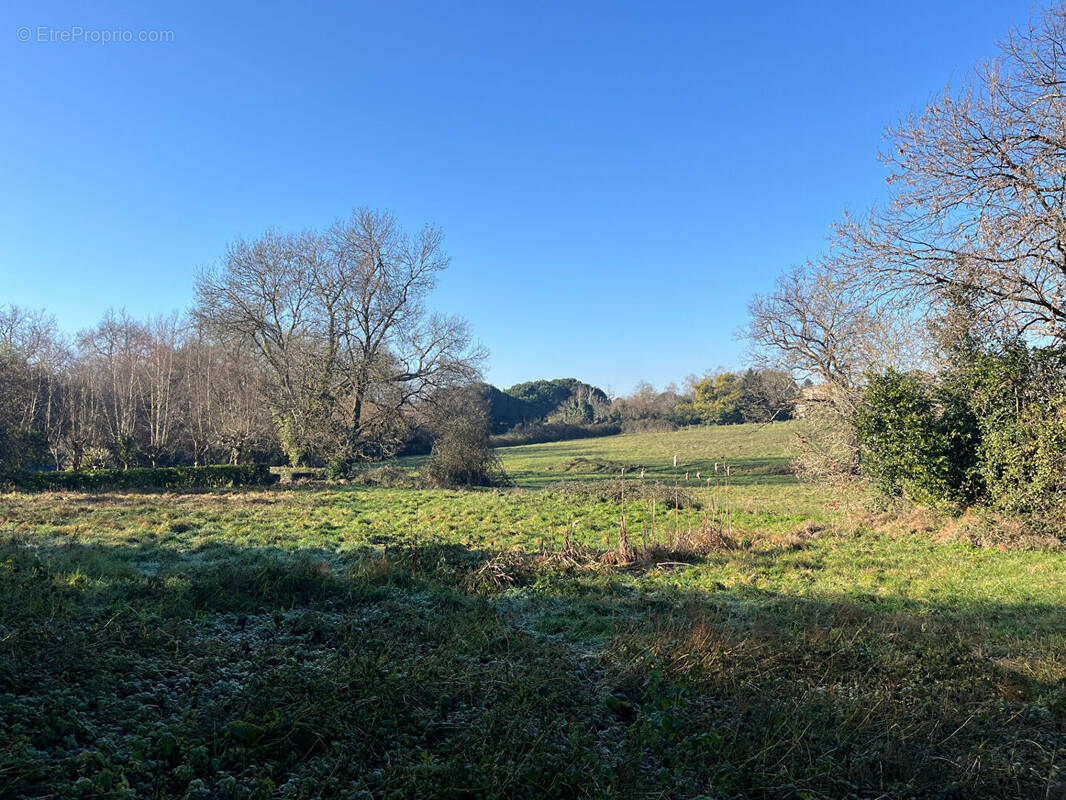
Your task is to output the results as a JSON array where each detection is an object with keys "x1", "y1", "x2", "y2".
[{"x1": 0, "y1": 0, "x2": 1037, "y2": 394}]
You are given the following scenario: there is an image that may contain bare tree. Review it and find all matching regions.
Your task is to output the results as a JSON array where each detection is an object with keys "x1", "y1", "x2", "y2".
[
  {"x1": 0, "y1": 306, "x2": 71, "y2": 469},
  {"x1": 195, "y1": 208, "x2": 484, "y2": 465},
  {"x1": 141, "y1": 315, "x2": 180, "y2": 466},
  {"x1": 836, "y1": 6, "x2": 1066, "y2": 340},
  {"x1": 178, "y1": 330, "x2": 216, "y2": 466},
  {"x1": 745, "y1": 262, "x2": 917, "y2": 482},
  {"x1": 195, "y1": 229, "x2": 339, "y2": 464},
  {"x1": 78, "y1": 311, "x2": 146, "y2": 468},
  {"x1": 745, "y1": 262, "x2": 914, "y2": 409},
  {"x1": 179, "y1": 328, "x2": 275, "y2": 465},
  {"x1": 325, "y1": 209, "x2": 485, "y2": 459},
  {"x1": 60, "y1": 358, "x2": 100, "y2": 470}
]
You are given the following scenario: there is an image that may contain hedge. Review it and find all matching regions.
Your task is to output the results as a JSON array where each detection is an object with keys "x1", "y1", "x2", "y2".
[
  {"x1": 489, "y1": 422, "x2": 621, "y2": 448},
  {"x1": 1, "y1": 464, "x2": 277, "y2": 492}
]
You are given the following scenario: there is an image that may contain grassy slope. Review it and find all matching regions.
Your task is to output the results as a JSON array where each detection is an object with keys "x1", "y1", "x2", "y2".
[{"x1": 3, "y1": 423, "x2": 1066, "y2": 798}]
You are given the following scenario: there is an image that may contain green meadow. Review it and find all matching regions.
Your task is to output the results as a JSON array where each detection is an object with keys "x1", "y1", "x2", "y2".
[{"x1": 3, "y1": 422, "x2": 1066, "y2": 798}]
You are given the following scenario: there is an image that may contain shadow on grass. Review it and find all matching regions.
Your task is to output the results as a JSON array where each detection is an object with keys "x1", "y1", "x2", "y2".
[{"x1": 2, "y1": 534, "x2": 1065, "y2": 799}]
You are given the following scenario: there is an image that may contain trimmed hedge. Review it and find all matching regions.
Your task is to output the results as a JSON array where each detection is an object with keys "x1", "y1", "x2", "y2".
[{"x1": 2, "y1": 464, "x2": 277, "y2": 493}]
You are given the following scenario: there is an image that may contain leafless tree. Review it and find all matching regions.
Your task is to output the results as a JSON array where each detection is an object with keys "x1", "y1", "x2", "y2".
[
  {"x1": 836, "y1": 6, "x2": 1066, "y2": 340},
  {"x1": 325, "y1": 209, "x2": 485, "y2": 458},
  {"x1": 195, "y1": 229, "x2": 339, "y2": 464},
  {"x1": 195, "y1": 208, "x2": 484, "y2": 465},
  {"x1": 78, "y1": 311, "x2": 146, "y2": 468},
  {"x1": 179, "y1": 328, "x2": 274, "y2": 465},
  {"x1": 745, "y1": 262, "x2": 918, "y2": 410},
  {"x1": 60, "y1": 358, "x2": 99, "y2": 470},
  {"x1": 745, "y1": 262, "x2": 919, "y2": 482},
  {"x1": 140, "y1": 315, "x2": 180, "y2": 466},
  {"x1": 0, "y1": 306, "x2": 72, "y2": 468}
]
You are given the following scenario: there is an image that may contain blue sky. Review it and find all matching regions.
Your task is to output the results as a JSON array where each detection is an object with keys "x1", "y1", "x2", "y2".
[{"x1": 0, "y1": 0, "x2": 1037, "y2": 393}]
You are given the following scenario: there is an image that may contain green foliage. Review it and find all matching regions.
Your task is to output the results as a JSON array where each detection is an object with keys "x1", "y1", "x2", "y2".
[
  {"x1": 854, "y1": 369, "x2": 980, "y2": 509},
  {"x1": 692, "y1": 372, "x2": 744, "y2": 425},
  {"x1": 505, "y1": 378, "x2": 608, "y2": 421},
  {"x1": 4, "y1": 464, "x2": 277, "y2": 492},
  {"x1": 459, "y1": 380, "x2": 612, "y2": 438},
  {"x1": 691, "y1": 369, "x2": 798, "y2": 426},
  {"x1": 671, "y1": 397, "x2": 701, "y2": 426},
  {"x1": 472, "y1": 382, "x2": 540, "y2": 432},
  {"x1": 854, "y1": 341, "x2": 1066, "y2": 518},
  {"x1": 964, "y1": 343, "x2": 1066, "y2": 517},
  {"x1": 550, "y1": 394, "x2": 595, "y2": 424},
  {"x1": 0, "y1": 425, "x2": 47, "y2": 473}
]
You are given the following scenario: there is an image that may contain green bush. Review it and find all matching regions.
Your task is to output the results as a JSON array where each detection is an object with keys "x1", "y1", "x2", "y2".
[
  {"x1": 854, "y1": 342, "x2": 1066, "y2": 518},
  {"x1": 965, "y1": 343, "x2": 1066, "y2": 517},
  {"x1": 0, "y1": 425, "x2": 47, "y2": 473},
  {"x1": 854, "y1": 369, "x2": 980, "y2": 510},
  {"x1": 2, "y1": 464, "x2": 277, "y2": 493}
]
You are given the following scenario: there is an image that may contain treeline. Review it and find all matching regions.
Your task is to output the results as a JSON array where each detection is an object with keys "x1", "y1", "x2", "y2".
[
  {"x1": 0, "y1": 206, "x2": 801, "y2": 477},
  {"x1": 0, "y1": 208, "x2": 484, "y2": 474},
  {"x1": 635, "y1": 369, "x2": 799, "y2": 429},
  {"x1": 748, "y1": 7, "x2": 1066, "y2": 522},
  {"x1": 473, "y1": 369, "x2": 799, "y2": 443},
  {"x1": 0, "y1": 306, "x2": 280, "y2": 472},
  {"x1": 0, "y1": 293, "x2": 798, "y2": 474}
]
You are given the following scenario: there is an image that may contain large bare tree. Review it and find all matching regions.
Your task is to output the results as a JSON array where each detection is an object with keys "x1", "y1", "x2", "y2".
[
  {"x1": 746, "y1": 261, "x2": 919, "y2": 405},
  {"x1": 836, "y1": 6, "x2": 1066, "y2": 339},
  {"x1": 327, "y1": 209, "x2": 484, "y2": 459},
  {"x1": 745, "y1": 261, "x2": 921, "y2": 482},
  {"x1": 195, "y1": 208, "x2": 484, "y2": 465}
]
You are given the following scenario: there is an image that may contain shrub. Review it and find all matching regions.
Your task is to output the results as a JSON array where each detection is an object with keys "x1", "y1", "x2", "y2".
[
  {"x1": 854, "y1": 369, "x2": 980, "y2": 510},
  {"x1": 0, "y1": 425, "x2": 47, "y2": 473},
  {"x1": 965, "y1": 343, "x2": 1066, "y2": 517},
  {"x1": 620, "y1": 418, "x2": 676, "y2": 434},
  {"x1": 2, "y1": 464, "x2": 277, "y2": 492},
  {"x1": 422, "y1": 417, "x2": 508, "y2": 488},
  {"x1": 853, "y1": 342, "x2": 1066, "y2": 518},
  {"x1": 420, "y1": 391, "x2": 508, "y2": 489},
  {"x1": 489, "y1": 421, "x2": 621, "y2": 447},
  {"x1": 351, "y1": 465, "x2": 415, "y2": 488}
]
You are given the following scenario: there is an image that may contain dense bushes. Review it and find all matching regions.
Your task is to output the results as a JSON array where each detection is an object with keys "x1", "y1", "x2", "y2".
[
  {"x1": 2, "y1": 464, "x2": 277, "y2": 492},
  {"x1": 855, "y1": 341, "x2": 1066, "y2": 518},
  {"x1": 967, "y1": 343, "x2": 1066, "y2": 517},
  {"x1": 0, "y1": 425, "x2": 47, "y2": 474},
  {"x1": 854, "y1": 370, "x2": 980, "y2": 509},
  {"x1": 489, "y1": 421, "x2": 621, "y2": 447}
]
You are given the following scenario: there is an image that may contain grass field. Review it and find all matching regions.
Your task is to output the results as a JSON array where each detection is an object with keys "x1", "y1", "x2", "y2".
[{"x1": 3, "y1": 423, "x2": 1066, "y2": 798}]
